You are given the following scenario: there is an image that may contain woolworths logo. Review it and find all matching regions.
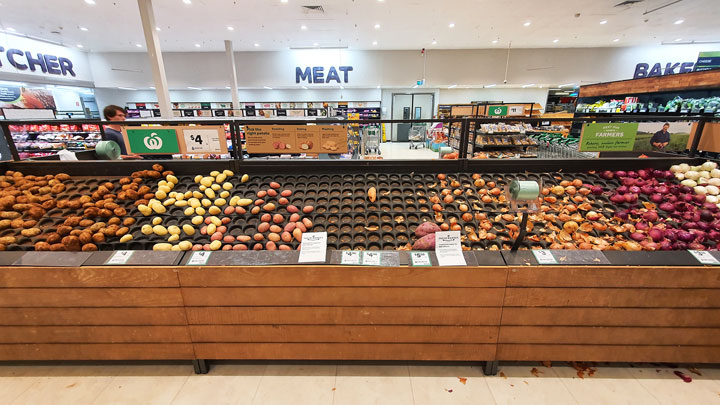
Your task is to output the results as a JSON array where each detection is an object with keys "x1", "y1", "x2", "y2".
[
  {"x1": 143, "y1": 133, "x2": 163, "y2": 150},
  {"x1": 126, "y1": 128, "x2": 180, "y2": 154}
]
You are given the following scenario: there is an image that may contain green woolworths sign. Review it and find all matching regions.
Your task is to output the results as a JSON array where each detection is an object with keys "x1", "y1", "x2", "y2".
[
  {"x1": 487, "y1": 105, "x2": 508, "y2": 116},
  {"x1": 579, "y1": 123, "x2": 639, "y2": 152},
  {"x1": 125, "y1": 128, "x2": 180, "y2": 154}
]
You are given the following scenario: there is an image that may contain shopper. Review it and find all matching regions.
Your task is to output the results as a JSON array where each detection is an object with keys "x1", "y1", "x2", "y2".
[
  {"x1": 103, "y1": 105, "x2": 141, "y2": 159},
  {"x1": 650, "y1": 122, "x2": 671, "y2": 150}
]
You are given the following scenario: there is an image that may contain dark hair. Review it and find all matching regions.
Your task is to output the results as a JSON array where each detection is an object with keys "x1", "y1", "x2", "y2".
[
  {"x1": 103, "y1": 105, "x2": 125, "y2": 120},
  {"x1": 663, "y1": 122, "x2": 670, "y2": 127}
]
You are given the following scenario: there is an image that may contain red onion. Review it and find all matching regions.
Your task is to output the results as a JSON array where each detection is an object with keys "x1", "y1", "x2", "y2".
[
  {"x1": 640, "y1": 185, "x2": 654, "y2": 195},
  {"x1": 591, "y1": 186, "x2": 604, "y2": 195},
  {"x1": 665, "y1": 195, "x2": 678, "y2": 203},
  {"x1": 679, "y1": 185, "x2": 693, "y2": 194},
  {"x1": 659, "y1": 241, "x2": 673, "y2": 250},
  {"x1": 622, "y1": 178, "x2": 636, "y2": 187},
  {"x1": 659, "y1": 202, "x2": 675, "y2": 212},
  {"x1": 630, "y1": 232, "x2": 646, "y2": 241},
  {"x1": 691, "y1": 230, "x2": 708, "y2": 242},
  {"x1": 624, "y1": 193, "x2": 638, "y2": 203},
  {"x1": 627, "y1": 171, "x2": 639, "y2": 178},
  {"x1": 693, "y1": 194, "x2": 707, "y2": 205},
  {"x1": 636, "y1": 221, "x2": 650, "y2": 231},
  {"x1": 655, "y1": 185, "x2": 669, "y2": 194},
  {"x1": 689, "y1": 243, "x2": 705, "y2": 250},
  {"x1": 708, "y1": 230, "x2": 720, "y2": 242},
  {"x1": 664, "y1": 171, "x2": 675, "y2": 180},
  {"x1": 642, "y1": 211, "x2": 659, "y2": 222},
  {"x1": 610, "y1": 194, "x2": 626, "y2": 204},
  {"x1": 703, "y1": 203, "x2": 719, "y2": 213},
  {"x1": 681, "y1": 194, "x2": 694, "y2": 203},
  {"x1": 615, "y1": 170, "x2": 627, "y2": 178},
  {"x1": 650, "y1": 194, "x2": 664, "y2": 203},
  {"x1": 712, "y1": 221, "x2": 720, "y2": 231},
  {"x1": 652, "y1": 169, "x2": 665, "y2": 178},
  {"x1": 638, "y1": 169, "x2": 651, "y2": 180},
  {"x1": 629, "y1": 186, "x2": 641, "y2": 194},
  {"x1": 640, "y1": 240, "x2": 658, "y2": 250},
  {"x1": 700, "y1": 210, "x2": 714, "y2": 222},
  {"x1": 678, "y1": 231, "x2": 695, "y2": 242},
  {"x1": 600, "y1": 171, "x2": 614, "y2": 180},
  {"x1": 696, "y1": 222, "x2": 711, "y2": 232},
  {"x1": 617, "y1": 186, "x2": 629, "y2": 194},
  {"x1": 664, "y1": 229, "x2": 678, "y2": 241},
  {"x1": 648, "y1": 228, "x2": 664, "y2": 242},
  {"x1": 682, "y1": 222, "x2": 697, "y2": 231},
  {"x1": 674, "y1": 241, "x2": 689, "y2": 250},
  {"x1": 615, "y1": 211, "x2": 629, "y2": 221}
]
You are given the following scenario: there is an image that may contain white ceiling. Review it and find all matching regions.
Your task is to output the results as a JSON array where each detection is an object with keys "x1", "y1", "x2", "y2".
[{"x1": 0, "y1": 0, "x2": 718, "y2": 52}]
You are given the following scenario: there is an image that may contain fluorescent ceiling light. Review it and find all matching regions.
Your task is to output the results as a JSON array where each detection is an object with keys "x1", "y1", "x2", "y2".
[
  {"x1": 372, "y1": 41, "x2": 378, "y2": 45},
  {"x1": 413, "y1": 84, "x2": 419, "y2": 88},
  {"x1": 195, "y1": 43, "x2": 201, "y2": 47},
  {"x1": 559, "y1": 83, "x2": 575, "y2": 87},
  {"x1": 448, "y1": 84, "x2": 457, "y2": 88},
  {"x1": 522, "y1": 83, "x2": 536, "y2": 88},
  {"x1": 448, "y1": 23, "x2": 455, "y2": 28},
  {"x1": 280, "y1": 0, "x2": 288, "y2": 3},
  {"x1": 118, "y1": 87, "x2": 136, "y2": 90},
  {"x1": 263, "y1": 86, "x2": 273, "y2": 89},
  {"x1": 492, "y1": 39, "x2": 498, "y2": 44},
  {"x1": 182, "y1": 0, "x2": 191, "y2": 4},
  {"x1": 302, "y1": 86, "x2": 308, "y2": 89},
  {"x1": 5, "y1": 27, "x2": 14, "y2": 32},
  {"x1": 553, "y1": 39, "x2": 559, "y2": 43},
  {"x1": 150, "y1": 86, "x2": 155, "y2": 89},
  {"x1": 313, "y1": 42, "x2": 318, "y2": 46},
  {"x1": 84, "y1": 0, "x2": 95, "y2": 4},
  {"x1": 187, "y1": 86, "x2": 202, "y2": 90},
  {"x1": 674, "y1": 19, "x2": 684, "y2": 24},
  {"x1": 674, "y1": 38, "x2": 682, "y2": 42},
  {"x1": 600, "y1": 20, "x2": 607, "y2": 25},
  {"x1": 76, "y1": 44, "x2": 83, "y2": 48},
  {"x1": 613, "y1": 38, "x2": 620, "y2": 42},
  {"x1": 79, "y1": 27, "x2": 88, "y2": 31},
  {"x1": 432, "y1": 40, "x2": 437, "y2": 45},
  {"x1": 225, "y1": 86, "x2": 231, "y2": 89},
  {"x1": 135, "y1": 43, "x2": 142, "y2": 48},
  {"x1": 340, "y1": 85, "x2": 344, "y2": 89},
  {"x1": 523, "y1": 21, "x2": 531, "y2": 27},
  {"x1": 484, "y1": 84, "x2": 496, "y2": 88},
  {"x1": 374, "y1": 24, "x2": 381, "y2": 29},
  {"x1": 227, "y1": 26, "x2": 234, "y2": 31},
  {"x1": 156, "y1": 26, "x2": 161, "y2": 31},
  {"x1": 377, "y1": 85, "x2": 381, "y2": 89},
  {"x1": 254, "y1": 43, "x2": 260, "y2": 47},
  {"x1": 300, "y1": 25, "x2": 307, "y2": 30}
]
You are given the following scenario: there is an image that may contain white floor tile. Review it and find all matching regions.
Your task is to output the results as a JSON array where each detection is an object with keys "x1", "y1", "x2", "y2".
[
  {"x1": 378, "y1": 142, "x2": 438, "y2": 160},
  {"x1": 627, "y1": 365, "x2": 720, "y2": 404},
  {"x1": 409, "y1": 364, "x2": 496, "y2": 405},
  {"x1": 10, "y1": 376, "x2": 113, "y2": 405},
  {"x1": 251, "y1": 364, "x2": 336, "y2": 405},
  {"x1": 0, "y1": 377, "x2": 38, "y2": 404},
  {"x1": 333, "y1": 364, "x2": 414, "y2": 405},
  {"x1": 171, "y1": 364, "x2": 266, "y2": 405},
  {"x1": 485, "y1": 365, "x2": 578, "y2": 405},
  {"x1": 91, "y1": 375, "x2": 189, "y2": 405},
  {"x1": 551, "y1": 364, "x2": 659, "y2": 405}
]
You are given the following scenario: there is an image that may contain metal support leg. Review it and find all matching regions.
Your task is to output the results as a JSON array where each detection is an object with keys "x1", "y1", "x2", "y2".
[
  {"x1": 483, "y1": 360, "x2": 499, "y2": 376},
  {"x1": 193, "y1": 359, "x2": 209, "y2": 374}
]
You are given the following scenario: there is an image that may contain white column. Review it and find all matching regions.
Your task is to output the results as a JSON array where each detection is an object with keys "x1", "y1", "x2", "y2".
[
  {"x1": 225, "y1": 40, "x2": 240, "y2": 109},
  {"x1": 137, "y1": 0, "x2": 172, "y2": 119}
]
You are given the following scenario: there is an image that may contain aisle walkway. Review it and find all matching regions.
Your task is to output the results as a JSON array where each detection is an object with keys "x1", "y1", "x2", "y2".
[
  {"x1": 1, "y1": 361, "x2": 719, "y2": 404},
  {"x1": 378, "y1": 142, "x2": 438, "y2": 160}
]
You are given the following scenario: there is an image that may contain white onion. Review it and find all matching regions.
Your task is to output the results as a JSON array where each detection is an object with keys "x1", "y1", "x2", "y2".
[
  {"x1": 694, "y1": 186, "x2": 708, "y2": 195},
  {"x1": 702, "y1": 161, "x2": 718, "y2": 171},
  {"x1": 712, "y1": 169, "x2": 720, "y2": 178},
  {"x1": 691, "y1": 165, "x2": 702, "y2": 172},
  {"x1": 685, "y1": 171, "x2": 701, "y2": 181},
  {"x1": 681, "y1": 179, "x2": 698, "y2": 187},
  {"x1": 707, "y1": 195, "x2": 719, "y2": 204},
  {"x1": 675, "y1": 173, "x2": 685, "y2": 180},
  {"x1": 699, "y1": 170, "x2": 711, "y2": 179},
  {"x1": 706, "y1": 185, "x2": 720, "y2": 196},
  {"x1": 670, "y1": 165, "x2": 681, "y2": 173},
  {"x1": 708, "y1": 178, "x2": 720, "y2": 187},
  {"x1": 698, "y1": 178, "x2": 708, "y2": 185},
  {"x1": 679, "y1": 163, "x2": 690, "y2": 173}
]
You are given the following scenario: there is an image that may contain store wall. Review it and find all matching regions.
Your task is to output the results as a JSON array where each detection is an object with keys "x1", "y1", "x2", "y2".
[{"x1": 438, "y1": 88, "x2": 549, "y2": 107}]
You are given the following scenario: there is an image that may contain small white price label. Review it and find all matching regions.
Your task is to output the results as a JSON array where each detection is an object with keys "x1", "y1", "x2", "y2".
[
  {"x1": 410, "y1": 251, "x2": 432, "y2": 267},
  {"x1": 532, "y1": 250, "x2": 558, "y2": 265},
  {"x1": 435, "y1": 231, "x2": 466, "y2": 266},
  {"x1": 298, "y1": 232, "x2": 327, "y2": 263},
  {"x1": 689, "y1": 250, "x2": 720, "y2": 265},
  {"x1": 106, "y1": 250, "x2": 134, "y2": 265},
  {"x1": 361, "y1": 251, "x2": 382, "y2": 266},
  {"x1": 182, "y1": 128, "x2": 224, "y2": 153},
  {"x1": 341, "y1": 251, "x2": 362, "y2": 265},
  {"x1": 187, "y1": 251, "x2": 212, "y2": 265}
]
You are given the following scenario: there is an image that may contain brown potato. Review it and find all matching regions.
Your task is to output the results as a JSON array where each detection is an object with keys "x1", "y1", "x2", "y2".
[
  {"x1": 0, "y1": 236, "x2": 16, "y2": 245},
  {"x1": 104, "y1": 202, "x2": 118, "y2": 211},
  {"x1": 49, "y1": 243, "x2": 65, "y2": 251},
  {"x1": 103, "y1": 182, "x2": 115, "y2": 190},
  {"x1": 21, "y1": 228, "x2": 41, "y2": 237},
  {"x1": 0, "y1": 220, "x2": 10, "y2": 229},
  {"x1": 123, "y1": 217, "x2": 136, "y2": 226},
  {"x1": 55, "y1": 173, "x2": 70, "y2": 181},
  {"x1": 79, "y1": 232, "x2": 92, "y2": 245},
  {"x1": 27, "y1": 206, "x2": 45, "y2": 219},
  {"x1": 113, "y1": 207, "x2": 127, "y2": 217},
  {"x1": 69, "y1": 229, "x2": 83, "y2": 237},
  {"x1": 81, "y1": 243, "x2": 98, "y2": 252},
  {"x1": 89, "y1": 222, "x2": 105, "y2": 232},
  {"x1": 64, "y1": 216, "x2": 82, "y2": 227},
  {"x1": 152, "y1": 164, "x2": 164, "y2": 172},
  {"x1": 79, "y1": 219, "x2": 95, "y2": 227},
  {"x1": 51, "y1": 183, "x2": 65, "y2": 194},
  {"x1": 57, "y1": 225, "x2": 72, "y2": 236},
  {"x1": 22, "y1": 220, "x2": 37, "y2": 229},
  {"x1": 10, "y1": 219, "x2": 24, "y2": 229},
  {"x1": 34, "y1": 241, "x2": 51, "y2": 251},
  {"x1": 84, "y1": 207, "x2": 100, "y2": 218},
  {"x1": 46, "y1": 233, "x2": 61, "y2": 244},
  {"x1": 41, "y1": 199, "x2": 56, "y2": 210},
  {"x1": 91, "y1": 233, "x2": 105, "y2": 243},
  {"x1": 116, "y1": 227, "x2": 129, "y2": 237},
  {"x1": 99, "y1": 209, "x2": 112, "y2": 218},
  {"x1": 119, "y1": 177, "x2": 131, "y2": 185},
  {"x1": 107, "y1": 217, "x2": 121, "y2": 226}
]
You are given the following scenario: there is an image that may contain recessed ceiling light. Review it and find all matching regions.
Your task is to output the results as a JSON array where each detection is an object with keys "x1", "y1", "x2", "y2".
[
  {"x1": 280, "y1": 0, "x2": 288, "y2": 3},
  {"x1": 674, "y1": 38, "x2": 683, "y2": 42},
  {"x1": 372, "y1": 41, "x2": 378, "y2": 45},
  {"x1": 155, "y1": 26, "x2": 161, "y2": 31},
  {"x1": 559, "y1": 83, "x2": 575, "y2": 87},
  {"x1": 313, "y1": 42, "x2": 318, "y2": 46},
  {"x1": 182, "y1": 0, "x2": 191, "y2": 4},
  {"x1": 195, "y1": 43, "x2": 201, "y2": 47},
  {"x1": 374, "y1": 23, "x2": 381, "y2": 29},
  {"x1": 613, "y1": 38, "x2": 620, "y2": 42},
  {"x1": 600, "y1": 20, "x2": 607, "y2": 25},
  {"x1": 300, "y1": 25, "x2": 307, "y2": 30},
  {"x1": 340, "y1": 85, "x2": 344, "y2": 89},
  {"x1": 135, "y1": 43, "x2": 142, "y2": 48},
  {"x1": 553, "y1": 39, "x2": 559, "y2": 43},
  {"x1": 448, "y1": 23, "x2": 455, "y2": 28},
  {"x1": 79, "y1": 27, "x2": 88, "y2": 31},
  {"x1": 225, "y1": 86, "x2": 231, "y2": 89},
  {"x1": 431, "y1": 40, "x2": 437, "y2": 45},
  {"x1": 150, "y1": 86, "x2": 155, "y2": 89},
  {"x1": 523, "y1": 21, "x2": 531, "y2": 27},
  {"x1": 76, "y1": 44, "x2": 84, "y2": 48},
  {"x1": 84, "y1": 0, "x2": 95, "y2": 4},
  {"x1": 302, "y1": 86, "x2": 308, "y2": 89},
  {"x1": 492, "y1": 39, "x2": 498, "y2": 44},
  {"x1": 227, "y1": 26, "x2": 234, "y2": 31},
  {"x1": 187, "y1": 86, "x2": 202, "y2": 90},
  {"x1": 5, "y1": 27, "x2": 14, "y2": 32},
  {"x1": 377, "y1": 0, "x2": 384, "y2": 2},
  {"x1": 522, "y1": 83, "x2": 536, "y2": 88},
  {"x1": 485, "y1": 84, "x2": 497, "y2": 88},
  {"x1": 674, "y1": 19, "x2": 684, "y2": 24},
  {"x1": 264, "y1": 86, "x2": 273, "y2": 89},
  {"x1": 448, "y1": 84, "x2": 457, "y2": 88},
  {"x1": 118, "y1": 87, "x2": 137, "y2": 91},
  {"x1": 376, "y1": 85, "x2": 381, "y2": 89}
]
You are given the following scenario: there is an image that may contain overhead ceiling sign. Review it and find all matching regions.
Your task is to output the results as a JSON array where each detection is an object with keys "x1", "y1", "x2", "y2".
[
  {"x1": 633, "y1": 61, "x2": 695, "y2": 79},
  {"x1": 0, "y1": 35, "x2": 92, "y2": 83},
  {"x1": 295, "y1": 66, "x2": 353, "y2": 84}
]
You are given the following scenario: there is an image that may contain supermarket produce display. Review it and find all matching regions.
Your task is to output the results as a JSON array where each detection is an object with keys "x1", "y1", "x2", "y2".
[{"x1": 2, "y1": 159, "x2": 720, "y2": 253}]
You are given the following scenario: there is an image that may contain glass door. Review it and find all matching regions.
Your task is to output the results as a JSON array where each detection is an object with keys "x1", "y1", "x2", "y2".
[{"x1": 391, "y1": 93, "x2": 435, "y2": 141}]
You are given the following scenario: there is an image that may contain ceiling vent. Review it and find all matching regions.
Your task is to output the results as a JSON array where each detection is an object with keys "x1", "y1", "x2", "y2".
[
  {"x1": 615, "y1": 0, "x2": 644, "y2": 6},
  {"x1": 301, "y1": 5, "x2": 325, "y2": 14}
]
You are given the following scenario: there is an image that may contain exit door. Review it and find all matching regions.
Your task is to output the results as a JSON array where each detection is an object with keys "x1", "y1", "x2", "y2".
[{"x1": 391, "y1": 93, "x2": 434, "y2": 142}]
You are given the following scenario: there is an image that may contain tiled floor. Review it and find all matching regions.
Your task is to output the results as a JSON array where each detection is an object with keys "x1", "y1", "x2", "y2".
[
  {"x1": 378, "y1": 142, "x2": 439, "y2": 160},
  {"x1": 1, "y1": 361, "x2": 719, "y2": 404}
]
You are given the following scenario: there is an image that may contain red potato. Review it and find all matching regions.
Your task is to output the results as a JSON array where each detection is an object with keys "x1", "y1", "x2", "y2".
[
  {"x1": 267, "y1": 189, "x2": 278, "y2": 197},
  {"x1": 289, "y1": 213, "x2": 300, "y2": 222},
  {"x1": 269, "y1": 182, "x2": 281, "y2": 189},
  {"x1": 257, "y1": 190, "x2": 267, "y2": 198},
  {"x1": 287, "y1": 205, "x2": 299, "y2": 213},
  {"x1": 295, "y1": 222, "x2": 307, "y2": 232},
  {"x1": 293, "y1": 228, "x2": 303, "y2": 242},
  {"x1": 263, "y1": 203, "x2": 277, "y2": 212},
  {"x1": 302, "y1": 218, "x2": 313, "y2": 229},
  {"x1": 302, "y1": 205, "x2": 314, "y2": 214},
  {"x1": 221, "y1": 217, "x2": 231, "y2": 225},
  {"x1": 251, "y1": 206, "x2": 261, "y2": 215},
  {"x1": 223, "y1": 235, "x2": 235, "y2": 243},
  {"x1": 253, "y1": 243, "x2": 263, "y2": 250},
  {"x1": 235, "y1": 207, "x2": 246, "y2": 215},
  {"x1": 269, "y1": 225, "x2": 282, "y2": 233},
  {"x1": 281, "y1": 190, "x2": 292, "y2": 197},
  {"x1": 204, "y1": 217, "x2": 213, "y2": 225},
  {"x1": 415, "y1": 222, "x2": 441, "y2": 237},
  {"x1": 192, "y1": 244, "x2": 203, "y2": 251},
  {"x1": 258, "y1": 222, "x2": 270, "y2": 233},
  {"x1": 200, "y1": 226, "x2": 208, "y2": 235},
  {"x1": 278, "y1": 244, "x2": 291, "y2": 251},
  {"x1": 236, "y1": 235, "x2": 252, "y2": 242},
  {"x1": 268, "y1": 233, "x2": 281, "y2": 242},
  {"x1": 233, "y1": 244, "x2": 248, "y2": 251},
  {"x1": 222, "y1": 245, "x2": 232, "y2": 251},
  {"x1": 253, "y1": 233, "x2": 264, "y2": 241},
  {"x1": 272, "y1": 214, "x2": 284, "y2": 224},
  {"x1": 217, "y1": 226, "x2": 227, "y2": 233},
  {"x1": 211, "y1": 232, "x2": 223, "y2": 241},
  {"x1": 412, "y1": 234, "x2": 436, "y2": 251},
  {"x1": 284, "y1": 223, "x2": 296, "y2": 232},
  {"x1": 281, "y1": 232, "x2": 292, "y2": 242},
  {"x1": 203, "y1": 244, "x2": 211, "y2": 251},
  {"x1": 266, "y1": 241, "x2": 277, "y2": 250},
  {"x1": 260, "y1": 214, "x2": 272, "y2": 222},
  {"x1": 254, "y1": 199, "x2": 265, "y2": 206},
  {"x1": 278, "y1": 197, "x2": 289, "y2": 205},
  {"x1": 224, "y1": 206, "x2": 234, "y2": 215}
]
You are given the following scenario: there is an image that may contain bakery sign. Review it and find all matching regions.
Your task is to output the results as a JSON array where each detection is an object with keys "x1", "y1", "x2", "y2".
[
  {"x1": 633, "y1": 61, "x2": 695, "y2": 79},
  {"x1": 295, "y1": 66, "x2": 353, "y2": 84}
]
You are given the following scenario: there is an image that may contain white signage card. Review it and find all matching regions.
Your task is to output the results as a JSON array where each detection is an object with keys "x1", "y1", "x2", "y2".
[
  {"x1": 341, "y1": 251, "x2": 362, "y2": 265},
  {"x1": 532, "y1": 250, "x2": 558, "y2": 265},
  {"x1": 435, "y1": 231, "x2": 466, "y2": 266},
  {"x1": 187, "y1": 251, "x2": 212, "y2": 266},
  {"x1": 410, "y1": 251, "x2": 432, "y2": 267},
  {"x1": 182, "y1": 128, "x2": 224, "y2": 153},
  {"x1": 361, "y1": 251, "x2": 382, "y2": 266},
  {"x1": 689, "y1": 250, "x2": 720, "y2": 265},
  {"x1": 298, "y1": 232, "x2": 327, "y2": 263},
  {"x1": 106, "y1": 250, "x2": 134, "y2": 265}
]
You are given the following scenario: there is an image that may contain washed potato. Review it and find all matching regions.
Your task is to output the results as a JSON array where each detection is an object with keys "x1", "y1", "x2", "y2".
[
  {"x1": 141, "y1": 225, "x2": 153, "y2": 235},
  {"x1": 153, "y1": 243, "x2": 172, "y2": 251},
  {"x1": 183, "y1": 224, "x2": 196, "y2": 235},
  {"x1": 153, "y1": 225, "x2": 168, "y2": 236},
  {"x1": 119, "y1": 234, "x2": 133, "y2": 243},
  {"x1": 184, "y1": 207, "x2": 195, "y2": 216},
  {"x1": 168, "y1": 225, "x2": 181, "y2": 235},
  {"x1": 208, "y1": 206, "x2": 221, "y2": 215},
  {"x1": 192, "y1": 216, "x2": 204, "y2": 225}
]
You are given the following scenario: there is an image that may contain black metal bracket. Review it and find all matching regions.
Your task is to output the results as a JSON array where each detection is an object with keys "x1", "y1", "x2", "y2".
[
  {"x1": 192, "y1": 359, "x2": 209, "y2": 374},
  {"x1": 510, "y1": 212, "x2": 529, "y2": 252},
  {"x1": 689, "y1": 118, "x2": 707, "y2": 158},
  {"x1": 484, "y1": 360, "x2": 499, "y2": 376}
]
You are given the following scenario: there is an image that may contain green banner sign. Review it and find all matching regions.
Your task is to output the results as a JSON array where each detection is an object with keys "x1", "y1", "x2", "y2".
[
  {"x1": 487, "y1": 105, "x2": 508, "y2": 116},
  {"x1": 125, "y1": 128, "x2": 180, "y2": 154},
  {"x1": 579, "y1": 123, "x2": 639, "y2": 152}
]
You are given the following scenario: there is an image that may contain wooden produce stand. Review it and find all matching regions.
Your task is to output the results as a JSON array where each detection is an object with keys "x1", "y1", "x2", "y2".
[{"x1": 1, "y1": 249, "x2": 720, "y2": 374}]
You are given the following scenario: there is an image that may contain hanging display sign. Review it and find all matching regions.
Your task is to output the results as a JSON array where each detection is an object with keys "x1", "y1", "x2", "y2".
[
  {"x1": 0, "y1": 36, "x2": 92, "y2": 82},
  {"x1": 633, "y1": 61, "x2": 695, "y2": 79},
  {"x1": 245, "y1": 125, "x2": 348, "y2": 154},
  {"x1": 0, "y1": 85, "x2": 56, "y2": 109},
  {"x1": 180, "y1": 126, "x2": 228, "y2": 154},
  {"x1": 486, "y1": 105, "x2": 508, "y2": 117},
  {"x1": 579, "y1": 123, "x2": 639, "y2": 151},
  {"x1": 694, "y1": 51, "x2": 720, "y2": 72},
  {"x1": 295, "y1": 66, "x2": 353, "y2": 84},
  {"x1": 122, "y1": 125, "x2": 228, "y2": 155},
  {"x1": 507, "y1": 105, "x2": 525, "y2": 116}
]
